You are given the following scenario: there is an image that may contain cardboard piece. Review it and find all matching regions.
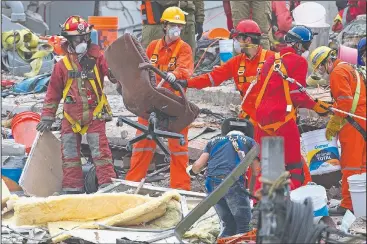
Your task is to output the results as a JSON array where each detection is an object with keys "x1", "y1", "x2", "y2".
[{"x1": 19, "y1": 132, "x2": 63, "y2": 197}]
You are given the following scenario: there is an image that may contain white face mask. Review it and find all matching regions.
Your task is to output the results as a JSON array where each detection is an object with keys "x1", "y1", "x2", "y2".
[
  {"x1": 167, "y1": 26, "x2": 181, "y2": 41},
  {"x1": 75, "y1": 42, "x2": 88, "y2": 54},
  {"x1": 234, "y1": 40, "x2": 242, "y2": 54},
  {"x1": 301, "y1": 50, "x2": 309, "y2": 59}
]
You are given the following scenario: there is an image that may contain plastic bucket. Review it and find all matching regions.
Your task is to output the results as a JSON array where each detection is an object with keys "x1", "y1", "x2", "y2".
[
  {"x1": 348, "y1": 173, "x2": 366, "y2": 217},
  {"x1": 88, "y1": 16, "x2": 118, "y2": 50},
  {"x1": 11, "y1": 111, "x2": 41, "y2": 153},
  {"x1": 338, "y1": 45, "x2": 358, "y2": 65},
  {"x1": 219, "y1": 39, "x2": 233, "y2": 65},
  {"x1": 207, "y1": 28, "x2": 230, "y2": 40},
  {"x1": 290, "y1": 184, "x2": 329, "y2": 217},
  {"x1": 301, "y1": 129, "x2": 340, "y2": 175}
]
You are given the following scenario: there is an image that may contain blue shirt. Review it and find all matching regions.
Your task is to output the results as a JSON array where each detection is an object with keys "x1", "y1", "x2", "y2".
[{"x1": 204, "y1": 135, "x2": 256, "y2": 177}]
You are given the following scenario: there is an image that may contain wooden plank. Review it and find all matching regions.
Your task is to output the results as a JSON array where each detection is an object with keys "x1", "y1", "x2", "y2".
[
  {"x1": 107, "y1": 179, "x2": 207, "y2": 199},
  {"x1": 19, "y1": 132, "x2": 63, "y2": 197}
]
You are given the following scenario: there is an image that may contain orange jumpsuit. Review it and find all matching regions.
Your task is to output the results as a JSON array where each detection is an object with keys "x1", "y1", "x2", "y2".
[
  {"x1": 125, "y1": 37, "x2": 194, "y2": 190},
  {"x1": 330, "y1": 59, "x2": 366, "y2": 210},
  {"x1": 187, "y1": 47, "x2": 274, "y2": 123}
]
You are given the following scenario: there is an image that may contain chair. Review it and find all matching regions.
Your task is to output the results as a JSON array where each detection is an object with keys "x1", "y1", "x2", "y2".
[{"x1": 105, "y1": 33, "x2": 200, "y2": 162}]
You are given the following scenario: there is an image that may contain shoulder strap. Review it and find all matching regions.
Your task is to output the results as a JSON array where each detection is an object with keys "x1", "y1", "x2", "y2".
[
  {"x1": 238, "y1": 55, "x2": 246, "y2": 83},
  {"x1": 351, "y1": 69, "x2": 361, "y2": 114},
  {"x1": 167, "y1": 39, "x2": 184, "y2": 70},
  {"x1": 62, "y1": 56, "x2": 74, "y2": 100},
  {"x1": 150, "y1": 39, "x2": 161, "y2": 65}
]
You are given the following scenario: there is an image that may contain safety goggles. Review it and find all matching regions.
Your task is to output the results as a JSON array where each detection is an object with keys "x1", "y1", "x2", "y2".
[{"x1": 69, "y1": 34, "x2": 91, "y2": 43}]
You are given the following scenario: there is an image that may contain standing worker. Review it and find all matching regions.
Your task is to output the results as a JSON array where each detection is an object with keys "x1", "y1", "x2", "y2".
[
  {"x1": 230, "y1": 1, "x2": 271, "y2": 49},
  {"x1": 172, "y1": 20, "x2": 274, "y2": 125},
  {"x1": 140, "y1": 0, "x2": 205, "y2": 52},
  {"x1": 309, "y1": 46, "x2": 366, "y2": 215},
  {"x1": 125, "y1": 7, "x2": 194, "y2": 190},
  {"x1": 269, "y1": 1, "x2": 293, "y2": 52},
  {"x1": 187, "y1": 118, "x2": 258, "y2": 237},
  {"x1": 36, "y1": 16, "x2": 117, "y2": 194},
  {"x1": 254, "y1": 26, "x2": 331, "y2": 191}
]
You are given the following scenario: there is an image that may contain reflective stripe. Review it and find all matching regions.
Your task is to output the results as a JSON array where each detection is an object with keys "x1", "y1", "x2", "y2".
[
  {"x1": 42, "y1": 116, "x2": 55, "y2": 121},
  {"x1": 337, "y1": 95, "x2": 353, "y2": 100},
  {"x1": 208, "y1": 73, "x2": 215, "y2": 87},
  {"x1": 62, "y1": 161, "x2": 82, "y2": 168},
  {"x1": 94, "y1": 159, "x2": 113, "y2": 166},
  {"x1": 171, "y1": 151, "x2": 188, "y2": 156},
  {"x1": 132, "y1": 147, "x2": 155, "y2": 152},
  {"x1": 62, "y1": 187, "x2": 84, "y2": 192},
  {"x1": 342, "y1": 166, "x2": 365, "y2": 171}
]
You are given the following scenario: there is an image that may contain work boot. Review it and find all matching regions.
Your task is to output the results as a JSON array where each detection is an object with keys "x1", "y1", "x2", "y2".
[
  {"x1": 329, "y1": 205, "x2": 350, "y2": 216},
  {"x1": 97, "y1": 183, "x2": 113, "y2": 192}
]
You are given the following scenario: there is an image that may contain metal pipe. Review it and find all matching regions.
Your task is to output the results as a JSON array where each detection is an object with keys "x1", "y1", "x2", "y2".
[{"x1": 3, "y1": 1, "x2": 26, "y2": 22}]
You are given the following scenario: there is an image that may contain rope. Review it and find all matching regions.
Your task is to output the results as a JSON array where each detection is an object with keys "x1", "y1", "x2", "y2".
[{"x1": 193, "y1": 39, "x2": 220, "y2": 74}]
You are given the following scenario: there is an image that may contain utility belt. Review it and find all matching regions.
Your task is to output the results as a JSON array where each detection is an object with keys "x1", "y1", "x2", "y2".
[{"x1": 68, "y1": 70, "x2": 96, "y2": 80}]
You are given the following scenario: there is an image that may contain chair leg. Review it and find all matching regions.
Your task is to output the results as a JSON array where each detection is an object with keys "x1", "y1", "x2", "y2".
[
  {"x1": 154, "y1": 129, "x2": 184, "y2": 140},
  {"x1": 118, "y1": 116, "x2": 148, "y2": 132},
  {"x1": 128, "y1": 133, "x2": 149, "y2": 145},
  {"x1": 154, "y1": 137, "x2": 170, "y2": 157}
]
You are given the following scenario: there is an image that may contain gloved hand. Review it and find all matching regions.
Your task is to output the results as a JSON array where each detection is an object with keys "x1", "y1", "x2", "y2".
[
  {"x1": 195, "y1": 22, "x2": 204, "y2": 41},
  {"x1": 36, "y1": 118, "x2": 54, "y2": 132},
  {"x1": 186, "y1": 165, "x2": 198, "y2": 179},
  {"x1": 313, "y1": 99, "x2": 332, "y2": 116},
  {"x1": 165, "y1": 72, "x2": 176, "y2": 83},
  {"x1": 171, "y1": 79, "x2": 188, "y2": 91},
  {"x1": 325, "y1": 115, "x2": 345, "y2": 141}
]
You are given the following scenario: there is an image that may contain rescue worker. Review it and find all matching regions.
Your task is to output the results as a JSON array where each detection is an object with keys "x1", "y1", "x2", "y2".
[
  {"x1": 36, "y1": 16, "x2": 117, "y2": 194},
  {"x1": 230, "y1": 1, "x2": 271, "y2": 49},
  {"x1": 125, "y1": 7, "x2": 194, "y2": 190},
  {"x1": 357, "y1": 37, "x2": 366, "y2": 66},
  {"x1": 186, "y1": 118, "x2": 257, "y2": 237},
  {"x1": 172, "y1": 20, "x2": 274, "y2": 125},
  {"x1": 269, "y1": 1, "x2": 293, "y2": 52},
  {"x1": 254, "y1": 26, "x2": 331, "y2": 191},
  {"x1": 332, "y1": 0, "x2": 366, "y2": 32},
  {"x1": 140, "y1": 0, "x2": 205, "y2": 52},
  {"x1": 309, "y1": 46, "x2": 366, "y2": 215}
]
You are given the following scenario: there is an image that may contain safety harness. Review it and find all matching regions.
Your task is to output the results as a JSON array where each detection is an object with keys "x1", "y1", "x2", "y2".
[
  {"x1": 62, "y1": 56, "x2": 112, "y2": 135},
  {"x1": 150, "y1": 39, "x2": 184, "y2": 72},
  {"x1": 255, "y1": 52, "x2": 296, "y2": 135}
]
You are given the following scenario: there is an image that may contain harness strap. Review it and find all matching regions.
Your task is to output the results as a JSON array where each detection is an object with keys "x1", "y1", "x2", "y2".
[
  {"x1": 150, "y1": 39, "x2": 184, "y2": 72},
  {"x1": 62, "y1": 56, "x2": 112, "y2": 135},
  {"x1": 238, "y1": 50, "x2": 268, "y2": 84}
]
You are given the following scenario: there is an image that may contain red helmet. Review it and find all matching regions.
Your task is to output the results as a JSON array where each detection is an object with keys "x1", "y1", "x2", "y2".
[
  {"x1": 233, "y1": 19, "x2": 261, "y2": 37},
  {"x1": 60, "y1": 15, "x2": 93, "y2": 37}
]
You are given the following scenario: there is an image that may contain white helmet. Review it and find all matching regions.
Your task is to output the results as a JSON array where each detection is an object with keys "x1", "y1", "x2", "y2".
[{"x1": 227, "y1": 130, "x2": 245, "y2": 136}]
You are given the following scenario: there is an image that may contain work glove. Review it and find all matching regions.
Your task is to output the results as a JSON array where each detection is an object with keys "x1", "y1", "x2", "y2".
[
  {"x1": 325, "y1": 115, "x2": 345, "y2": 141},
  {"x1": 165, "y1": 72, "x2": 176, "y2": 83},
  {"x1": 186, "y1": 165, "x2": 198, "y2": 179},
  {"x1": 171, "y1": 79, "x2": 188, "y2": 91},
  {"x1": 36, "y1": 118, "x2": 54, "y2": 132},
  {"x1": 313, "y1": 99, "x2": 332, "y2": 116},
  {"x1": 195, "y1": 22, "x2": 204, "y2": 41}
]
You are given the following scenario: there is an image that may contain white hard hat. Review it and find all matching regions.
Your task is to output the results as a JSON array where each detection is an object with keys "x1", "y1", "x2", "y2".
[{"x1": 227, "y1": 130, "x2": 244, "y2": 136}]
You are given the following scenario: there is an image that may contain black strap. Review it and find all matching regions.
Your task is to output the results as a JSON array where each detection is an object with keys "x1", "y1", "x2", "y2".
[
  {"x1": 345, "y1": 116, "x2": 367, "y2": 141},
  {"x1": 290, "y1": 173, "x2": 305, "y2": 184},
  {"x1": 286, "y1": 162, "x2": 304, "y2": 184},
  {"x1": 68, "y1": 71, "x2": 96, "y2": 79},
  {"x1": 285, "y1": 162, "x2": 303, "y2": 171}
]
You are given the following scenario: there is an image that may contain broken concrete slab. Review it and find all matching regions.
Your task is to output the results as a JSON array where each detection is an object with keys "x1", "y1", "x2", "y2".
[{"x1": 19, "y1": 131, "x2": 63, "y2": 197}]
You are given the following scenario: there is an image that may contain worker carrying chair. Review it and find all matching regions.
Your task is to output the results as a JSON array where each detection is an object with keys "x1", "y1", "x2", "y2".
[{"x1": 105, "y1": 33, "x2": 200, "y2": 162}]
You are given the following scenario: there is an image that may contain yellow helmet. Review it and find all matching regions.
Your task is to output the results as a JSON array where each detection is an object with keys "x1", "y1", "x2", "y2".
[
  {"x1": 309, "y1": 46, "x2": 336, "y2": 71},
  {"x1": 161, "y1": 7, "x2": 187, "y2": 25}
]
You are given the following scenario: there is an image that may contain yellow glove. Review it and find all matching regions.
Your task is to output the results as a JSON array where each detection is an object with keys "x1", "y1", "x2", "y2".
[
  {"x1": 313, "y1": 99, "x2": 332, "y2": 116},
  {"x1": 325, "y1": 115, "x2": 345, "y2": 141}
]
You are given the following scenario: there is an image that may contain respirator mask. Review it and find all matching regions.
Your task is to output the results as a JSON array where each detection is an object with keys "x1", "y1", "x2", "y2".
[
  {"x1": 69, "y1": 34, "x2": 91, "y2": 54},
  {"x1": 167, "y1": 26, "x2": 181, "y2": 41}
]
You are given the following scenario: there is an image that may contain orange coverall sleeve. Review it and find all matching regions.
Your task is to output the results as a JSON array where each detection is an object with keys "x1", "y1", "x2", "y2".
[
  {"x1": 288, "y1": 58, "x2": 316, "y2": 109},
  {"x1": 330, "y1": 67, "x2": 353, "y2": 118},
  {"x1": 171, "y1": 43, "x2": 194, "y2": 80},
  {"x1": 187, "y1": 56, "x2": 237, "y2": 89}
]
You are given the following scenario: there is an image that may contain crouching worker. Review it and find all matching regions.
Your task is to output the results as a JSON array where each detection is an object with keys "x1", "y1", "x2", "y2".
[
  {"x1": 36, "y1": 16, "x2": 117, "y2": 194},
  {"x1": 186, "y1": 118, "x2": 259, "y2": 237}
]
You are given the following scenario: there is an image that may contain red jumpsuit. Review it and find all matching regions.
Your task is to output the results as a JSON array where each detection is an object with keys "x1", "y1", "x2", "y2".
[
  {"x1": 255, "y1": 47, "x2": 316, "y2": 190},
  {"x1": 125, "y1": 37, "x2": 194, "y2": 190},
  {"x1": 332, "y1": 0, "x2": 366, "y2": 32},
  {"x1": 41, "y1": 43, "x2": 116, "y2": 192},
  {"x1": 188, "y1": 47, "x2": 274, "y2": 123},
  {"x1": 223, "y1": 0, "x2": 234, "y2": 31},
  {"x1": 270, "y1": 1, "x2": 293, "y2": 51}
]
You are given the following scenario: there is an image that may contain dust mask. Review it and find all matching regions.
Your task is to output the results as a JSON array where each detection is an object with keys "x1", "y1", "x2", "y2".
[
  {"x1": 234, "y1": 40, "x2": 243, "y2": 54},
  {"x1": 302, "y1": 50, "x2": 309, "y2": 59},
  {"x1": 168, "y1": 26, "x2": 181, "y2": 41},
  {"x1": 75, "y1": 42, "x2": 88, "y2": 54}
]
